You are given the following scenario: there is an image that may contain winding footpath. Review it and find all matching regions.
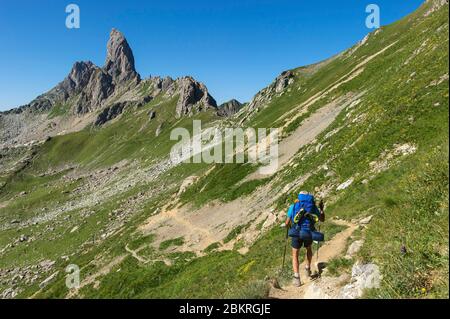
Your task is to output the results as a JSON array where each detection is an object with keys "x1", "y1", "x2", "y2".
[{"x1": 269, "y1": 219, "x2": 358, "y2": 299}]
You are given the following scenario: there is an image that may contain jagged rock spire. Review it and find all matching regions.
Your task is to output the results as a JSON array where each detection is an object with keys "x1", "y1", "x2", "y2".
[{"x1": 104, "y1": 28, "x2": 140, "y2": 85}]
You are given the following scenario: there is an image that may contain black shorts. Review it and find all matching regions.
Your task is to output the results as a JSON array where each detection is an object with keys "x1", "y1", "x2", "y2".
[{"x1": 291, "y1": 237, "x2": 312, "y2": 249}]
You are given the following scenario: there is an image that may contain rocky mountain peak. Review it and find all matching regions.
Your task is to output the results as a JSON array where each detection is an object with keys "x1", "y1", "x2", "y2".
[
  {"x1": 217, "y1": 99, "x2": 243, "y2": 117},
  {"x1": 65, "y1": 61, "x2": 98, "y2": 91},
  {"x1": 104, "y1": 28, "x2": 140, "y2": 85},
  {"x1": 175, "y1": 77, "x2": 217, "y2": 118}
]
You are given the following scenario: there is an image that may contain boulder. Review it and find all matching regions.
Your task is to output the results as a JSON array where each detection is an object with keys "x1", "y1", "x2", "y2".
[
  {"x1": 148, "y1": 111, "x2": 156, "y2": 119},
  {"x1": 339, "y1": 262, "x2": 381, "y2": 299},
  {"x1": 345, "y1": 240, "x2": 364, "y2": 258},
  {"x1": 359, "y1": 215, "x2": 373, "y2": 225},
  {"x1": 337, "y1": 178, "x2": 354, "y2": 191},
  {"x1": 39, "y1": 271, "x2": 59, "y2": 289}
]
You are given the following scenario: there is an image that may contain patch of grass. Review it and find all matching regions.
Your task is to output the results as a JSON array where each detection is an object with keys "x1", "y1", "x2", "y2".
[
  {"x1": 48, "y1": 102, "x2": 70, "y2": 119},
  {"x1": 327, "y1": 257, "x2": 353, "y2": 276},
  {"x1": 168, "y1": 251, "x2": 196, "y2": 263},
  {"x1": 223, "y1": 224, "x2": 248, "y2": 244},
  {"x1": 225, "y1": 280, "x2": 270, "y2": 299},
  {"x1": 180, "y1": 162, "x2": 260, "y2": 207},
  {"x1": 222, "y1": 178, "x2": 270, "y2": 202},
  {"x1": 159, "y1": 237, "x2": 185, "y2": 251},
  {"x1": 255, "y1": 218, "x2": 267, "y2": 231},
  {"x1": 128, "y1": 234, "x2": 155, "y2": 251},
  {"x1": 74, "y1": 226, "x2": 289, "y2": 298},
  {"x1": 320, "y1": 222, "x2": 347, "y2": 241},
  {"x1": 204, "y1": 242, "x2": 221, "y2": 253}
]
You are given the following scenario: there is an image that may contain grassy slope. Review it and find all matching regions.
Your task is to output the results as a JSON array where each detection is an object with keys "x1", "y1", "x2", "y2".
[
  {"x1": 0, "y1": 93, "x2": 217, "y2": 295},
  {"x1": 0, "y1": 1, "x2": 448, "y2": 299}
]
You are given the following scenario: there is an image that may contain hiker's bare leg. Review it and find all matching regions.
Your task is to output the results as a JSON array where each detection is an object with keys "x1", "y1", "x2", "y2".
[
  {"x1": 306, "y1": 246, "x2": 313, "y2": 269},
  {"x1": 292, "y1": 248, "x2": 299, "y2": 274},
  {"x1": 291, "y1": 247, "x2": 301, "y2": 286}
]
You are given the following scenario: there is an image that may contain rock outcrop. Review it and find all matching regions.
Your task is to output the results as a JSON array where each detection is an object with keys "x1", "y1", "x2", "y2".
[
  {"x1": 147, "y1": 76, "x2": 176, "y2": 97},
  {"x1": 217, "y1": 99, "x2": 243, "y2": 117},
  {"x1": 175, "y1": 77, "x2": 217, "y2": 118},
  {"x1": 63, "y1": 61, "x2": 99, "y2": 93},
  {"x1": 275, "y1": 71, "x2": 295, "y2": 93},
  {"x1": 94, "y1": 102, "x2": 127, "y2": 126},
  {"x1": 37, "y1": 61, "x2": 116, "y2": 115},
  {"x1": 238, "y1": 70, "x2": 295, "y2": 124},
  {"x1": 339, "y1": 263, "x2": 382, "y2": 299},
  {"x1": 72, "y1": 67, "x2": 115, "y2": 114},
  {"x1": 3, "y1": 62, "x2": 100, "y2": 115}
]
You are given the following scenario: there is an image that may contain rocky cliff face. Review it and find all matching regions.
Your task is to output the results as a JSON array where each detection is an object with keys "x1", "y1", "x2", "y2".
[{"x1": 2, "y1": 62, "x2": 101, "y2": 115}]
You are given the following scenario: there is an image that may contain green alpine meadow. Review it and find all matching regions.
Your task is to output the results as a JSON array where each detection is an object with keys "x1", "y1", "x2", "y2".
[{"x1": 0, "y1": 0, "x2": 448, "y2": 300}]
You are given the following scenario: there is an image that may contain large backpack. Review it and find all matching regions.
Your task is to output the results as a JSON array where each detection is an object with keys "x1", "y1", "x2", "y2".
[{"x1": 292, "y1": 193, "x2": 317, "y2": 231}]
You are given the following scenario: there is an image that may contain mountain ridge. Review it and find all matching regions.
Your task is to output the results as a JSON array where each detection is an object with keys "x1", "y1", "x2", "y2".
[{"x1": 0, "y1": 29, "x2": 219, "y2": 147}]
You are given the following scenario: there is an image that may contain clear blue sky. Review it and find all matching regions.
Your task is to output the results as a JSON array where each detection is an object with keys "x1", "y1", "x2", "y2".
[{"x1": 0, "y1": 0, "x2": 424, "y2": 110}]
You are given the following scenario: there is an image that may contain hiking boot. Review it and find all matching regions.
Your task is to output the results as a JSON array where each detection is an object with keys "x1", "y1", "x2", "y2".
[{"x1": 292, "y1": 276, "x2": 301, "y2": 287}]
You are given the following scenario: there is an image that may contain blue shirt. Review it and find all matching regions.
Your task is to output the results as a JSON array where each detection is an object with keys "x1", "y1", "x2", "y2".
[{"x1": 287, "y1": 204, "x2": 295, "y2": 222}]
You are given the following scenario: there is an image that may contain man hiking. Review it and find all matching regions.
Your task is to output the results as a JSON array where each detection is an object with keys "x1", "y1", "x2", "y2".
[{"x1": 282, "y1": 191, "x2": 325, "y2": 287}]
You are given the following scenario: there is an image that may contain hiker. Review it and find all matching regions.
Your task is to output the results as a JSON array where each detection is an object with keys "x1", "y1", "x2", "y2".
[{"x1": 282, "y1": 191, "x2": 325, "y2": 287}]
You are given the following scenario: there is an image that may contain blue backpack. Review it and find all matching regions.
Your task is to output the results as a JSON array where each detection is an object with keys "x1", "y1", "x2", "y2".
[{"x1": 288, "y1": 193, "x2": 322, "y2": 240}]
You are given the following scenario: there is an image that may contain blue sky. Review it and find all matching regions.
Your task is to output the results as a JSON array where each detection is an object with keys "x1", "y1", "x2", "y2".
[{"x1": 0, "y1": 0, "x2": 424, "y2": 110}]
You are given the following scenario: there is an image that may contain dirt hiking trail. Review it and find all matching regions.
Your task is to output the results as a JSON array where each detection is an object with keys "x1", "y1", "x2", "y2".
[
  {"x1": 138, "y1": 90, "x2": 363, "y2": 254},
  {"x1": 269, "y1": 219, "x2": 358, "y2": 299}
]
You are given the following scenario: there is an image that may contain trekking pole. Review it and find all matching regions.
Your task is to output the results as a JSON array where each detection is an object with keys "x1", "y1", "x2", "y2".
[
  {"x1": 316, "y1": 223, "x2": 321, "y2": 261},
  {"x1": 315, "y1": 222, "x2": 321, "y2": 274},
  {"x1": 281, "y1": 226, "x2": 289, "y2": 272},
  {"x1": 316, "y1": 199, "x2": 324, "y2": 273}
]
